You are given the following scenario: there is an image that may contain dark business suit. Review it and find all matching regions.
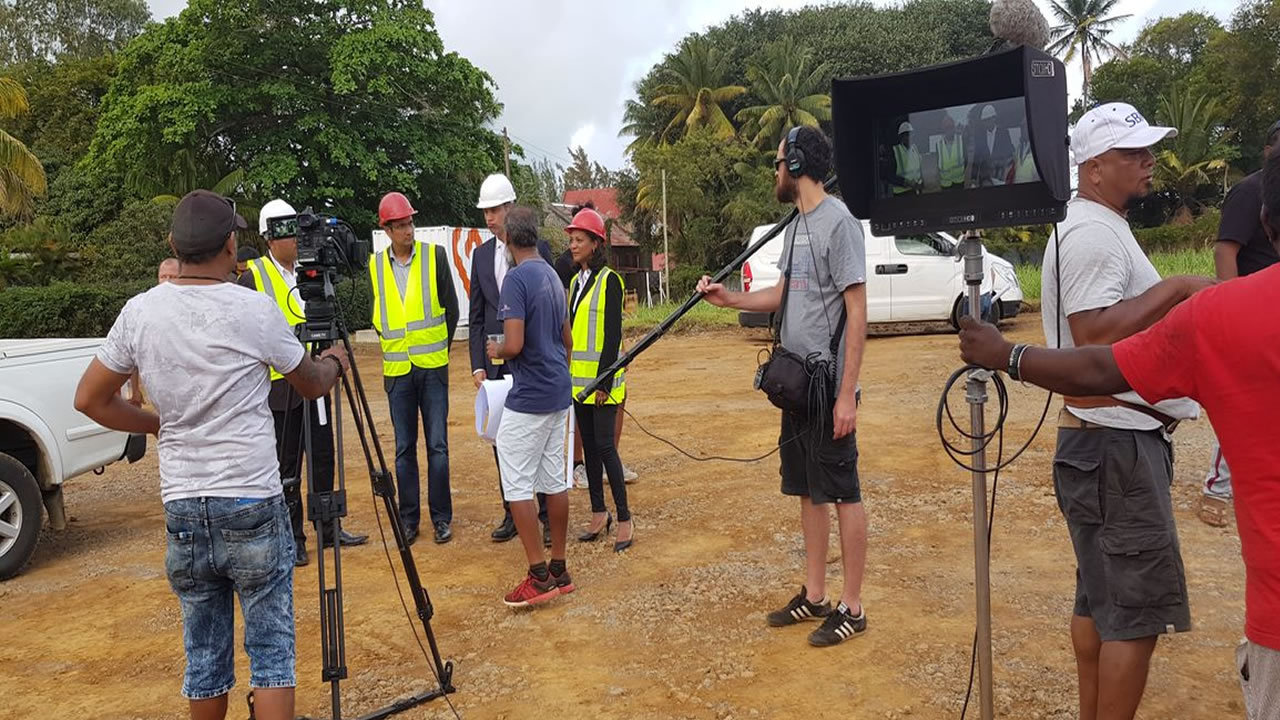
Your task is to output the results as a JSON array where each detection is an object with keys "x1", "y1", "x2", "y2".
[
  {"x1": 970, "y1": 125, "x2": 1016, "y2": 187},
  {"x1": 470, "y1": 235, "x2": 554, "y2": 522}
]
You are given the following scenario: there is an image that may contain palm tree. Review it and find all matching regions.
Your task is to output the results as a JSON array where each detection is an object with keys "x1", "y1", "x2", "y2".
[
  {"x1": 1153, "y1": 88, "x2": 1236, "y2": 221},
  {"x1": 650, "y1": 37, "x2": 746, "y2": 142},
  {"x1": 0, "y1": 77, "x2": 47, "y2": 219},
  {"x1": 1046, "y1": 0, "x2": 1131, "y2": 103},
  {"x1": 734, "y1": 36, "x2": 832, "y2": 149}
]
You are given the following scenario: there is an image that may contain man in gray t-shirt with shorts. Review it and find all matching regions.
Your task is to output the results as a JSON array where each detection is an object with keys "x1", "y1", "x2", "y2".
[
  {"x1": 1042, "y1": 103, "x2": 1214, "y2": 720},
  {"x1": 699, "y1": 127, "x2": 870, "y2": 648}
]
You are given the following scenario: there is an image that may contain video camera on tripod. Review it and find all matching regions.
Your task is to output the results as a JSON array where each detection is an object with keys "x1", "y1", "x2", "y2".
[
  {"x1": 259, "y1": 206, "x2": 456, "y2": 720},
  {"x1": 268, "y1": 209, "x2": 371, "y2": 345}
]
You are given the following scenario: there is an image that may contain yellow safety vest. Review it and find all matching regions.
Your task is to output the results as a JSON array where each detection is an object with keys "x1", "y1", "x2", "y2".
[
  {"x1": 939, "y1": 136, "x2": 965, "y2": 187},
  {"x1": 893, "y1": 144, "x2": 921, "y2": 194},
  {"x1": 1013, "y1": 144, "x2": 1038, "y2": 183},
  {"x1": 569, "y1": 267, "x2": 626, "y2": 405},
  {"x1": 248, "y1": 256, "x2": 305, "y2": 382},
  {"x1": 368, "y1": 243, "x2": 448, "y2": 376}
]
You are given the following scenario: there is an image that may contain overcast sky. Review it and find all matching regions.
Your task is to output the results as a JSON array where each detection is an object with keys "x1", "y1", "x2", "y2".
[{"x1": 147, "y1": 0, "x2": 1237, "y2": 172}]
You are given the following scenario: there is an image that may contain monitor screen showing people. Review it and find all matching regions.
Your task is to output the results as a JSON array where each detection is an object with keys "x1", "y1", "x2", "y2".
[{"x1": 875, "y1": 97, "x2": 1041, "y2": 198}]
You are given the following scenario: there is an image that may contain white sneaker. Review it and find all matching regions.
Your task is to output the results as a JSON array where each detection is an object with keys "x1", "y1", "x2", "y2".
[
  {"x1": 622, "y1": 464, "x2": 638, "y2": 484},
  {"x1": 573, "y1": 464, "x2": 588, "y2": 489}
]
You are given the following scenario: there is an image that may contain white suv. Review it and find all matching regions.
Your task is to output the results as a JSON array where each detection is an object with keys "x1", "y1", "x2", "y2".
[
  {"x1": 0, "y1": 339, "x2": 147, "y2": 579},
  {"x1": 739, "y1": 220, "x2": 1022, "y2": 328}
]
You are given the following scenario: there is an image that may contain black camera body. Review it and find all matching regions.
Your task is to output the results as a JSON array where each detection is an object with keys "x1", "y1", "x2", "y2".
[{"x1": 295, "y1": 209, "x2": 371, "y2": 344}]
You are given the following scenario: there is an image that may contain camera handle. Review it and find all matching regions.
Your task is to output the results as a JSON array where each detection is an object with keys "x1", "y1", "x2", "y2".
[{"x1": 960, "y1": 230, "x2": 995, "y2": 720}]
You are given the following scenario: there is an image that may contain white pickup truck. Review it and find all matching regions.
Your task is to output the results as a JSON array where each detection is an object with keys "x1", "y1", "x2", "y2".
[{"x1": 0, "y1": 339, "x2": 146, "y2": 579}]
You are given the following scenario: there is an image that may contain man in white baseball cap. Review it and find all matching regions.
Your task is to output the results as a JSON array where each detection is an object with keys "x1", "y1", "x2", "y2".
[{"x1": 1040, "y1": 101, "x2": 1214, "y2": 720}]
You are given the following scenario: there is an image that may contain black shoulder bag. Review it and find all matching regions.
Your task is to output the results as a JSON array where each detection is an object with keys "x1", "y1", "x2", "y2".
[{"x1": 754, "y1": 227, "x2": 847, "y2": 418}]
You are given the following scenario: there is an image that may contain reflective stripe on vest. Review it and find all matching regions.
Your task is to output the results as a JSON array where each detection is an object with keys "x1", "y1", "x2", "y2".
[
  {"x1": 368, "y1": 243, "x2": 447, "y2": 376},
  {"x1": 893, "y1": 144, "x2": 921, "y2": 194},
  {"x1": 249, "y1": 256, "x2": 304, "y2": 382},
  {"x1": 939, "y1": 136, "x2": 964, "y2": 187},
  {"x1": 569, "y1": 267, "x2": 626, "y2": 405},
  {"x1": 1013, "y1": 145, "x2": 1038, "y2": 183}
]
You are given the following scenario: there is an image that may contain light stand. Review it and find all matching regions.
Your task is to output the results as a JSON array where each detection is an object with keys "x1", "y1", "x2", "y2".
[{"x1": 959, "y1": 229, "x2": 994, "y2": 720}]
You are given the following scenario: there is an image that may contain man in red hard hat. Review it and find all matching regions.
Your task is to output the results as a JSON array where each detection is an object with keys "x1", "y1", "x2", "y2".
[{"x1": 369, "y1": 191, "x2": 460, "y2": 545}]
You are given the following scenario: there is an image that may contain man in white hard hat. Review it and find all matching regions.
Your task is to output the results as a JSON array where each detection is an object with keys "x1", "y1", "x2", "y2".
[
  {"x1": 1039, "y1": 102, "x2": 1213, "y2": 720},
  {"x1": 969, "y1": 103, "x2": 1015, "y2": 186},
  {"x1": 470, "y1": 174, "x2": 555, "y2": 543},
  {"x1": 239, "y1": 198, "x2": 368, "y2": 566},
  {"x1": 888, "y1": 121, "x2": 922, "y2": 195}
]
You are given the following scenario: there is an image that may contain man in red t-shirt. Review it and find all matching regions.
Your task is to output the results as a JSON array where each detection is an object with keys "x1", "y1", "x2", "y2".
[{"x1": 959, "y1": 150, "x2": 1280, "y2": 718}]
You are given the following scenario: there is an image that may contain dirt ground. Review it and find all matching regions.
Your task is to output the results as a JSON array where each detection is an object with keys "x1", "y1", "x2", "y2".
[{"x1": 2, "y1": 315, "x2": 1251, "y2": 720}]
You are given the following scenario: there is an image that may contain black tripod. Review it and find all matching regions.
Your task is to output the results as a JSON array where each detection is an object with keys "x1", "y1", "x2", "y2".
[{"x1": 256, "y1": 313, "x2": 455, "y2": 720}]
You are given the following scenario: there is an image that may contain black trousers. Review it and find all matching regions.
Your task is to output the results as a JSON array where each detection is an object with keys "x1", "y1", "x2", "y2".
[
  {"x1": 576, "y1": 402, "x2": 630, "y2": 522},
  {"x1": 496, "y1": 447, "x2": 547, "y2": 524},
  {"x1": 273, "y1": 395, "x2": 335, "y2": 546}
]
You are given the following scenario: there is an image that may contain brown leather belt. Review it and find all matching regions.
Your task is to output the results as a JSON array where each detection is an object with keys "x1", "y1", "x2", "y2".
[{"x1": 1059, "y1": 396, "x2": 1180, "y2": 433}]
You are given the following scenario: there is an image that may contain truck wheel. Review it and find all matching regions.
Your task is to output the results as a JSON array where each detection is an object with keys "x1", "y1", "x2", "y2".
[{"x1": 0, "y1": 452, "x2": 42, "y2": 581}]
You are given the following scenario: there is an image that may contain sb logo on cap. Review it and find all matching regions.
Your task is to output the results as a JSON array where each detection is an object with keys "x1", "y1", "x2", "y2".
[{"x1": 1124, "y1": 111, "x2": 1146, "y2": 127}]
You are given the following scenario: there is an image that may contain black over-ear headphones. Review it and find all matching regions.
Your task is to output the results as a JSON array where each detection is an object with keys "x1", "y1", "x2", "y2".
[{"x1": 785, "y1": 126, "x2": 805, "y2": 177}]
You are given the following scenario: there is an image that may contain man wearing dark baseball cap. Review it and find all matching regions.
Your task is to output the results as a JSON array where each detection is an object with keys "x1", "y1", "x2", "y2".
[{"x1": 74, "y1": 188, "x2": 350, "y2": 720}]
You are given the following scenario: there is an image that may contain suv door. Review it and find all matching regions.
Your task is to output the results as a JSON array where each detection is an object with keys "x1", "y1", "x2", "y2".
[
  {"x1": 863, "y1": 232, "x2": 891, "y2": 323},
  {"x1": 887, "y1": 234, "x2": 960, "y2": 322}
]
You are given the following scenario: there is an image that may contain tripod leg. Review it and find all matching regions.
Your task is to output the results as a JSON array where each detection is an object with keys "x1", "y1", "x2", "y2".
[
  {"x1": 336, "y1": 340, "x2": 455, "y2": 694},
  {"x1": 305, "y1": 390, "x2": 349, "y2": 720}
]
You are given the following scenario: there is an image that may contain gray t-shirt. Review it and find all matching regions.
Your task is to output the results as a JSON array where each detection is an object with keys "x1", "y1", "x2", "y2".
[
  {"x1": 1041, "y1": 197, "x2": 1199, "y2": 430},
  {"x1": 775, "y1": 195, "x2": 868, "y2": 393},
  {"x1": 97, "y1": 282, "x2": 306, "y2": 503}
]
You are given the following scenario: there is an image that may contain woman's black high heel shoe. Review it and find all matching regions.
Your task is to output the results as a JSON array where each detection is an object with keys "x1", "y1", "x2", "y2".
[
  {"x1": 577, "y1": 512, "x2": 612, "y2": 542},
  {"x1": 614, "y1": 520, "x2": 634, "y2": 553}
]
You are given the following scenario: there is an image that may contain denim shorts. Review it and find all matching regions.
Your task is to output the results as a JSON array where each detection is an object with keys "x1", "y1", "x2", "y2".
[{"x1": 163, "y1": 494, "x2": 296, "y2": 699}]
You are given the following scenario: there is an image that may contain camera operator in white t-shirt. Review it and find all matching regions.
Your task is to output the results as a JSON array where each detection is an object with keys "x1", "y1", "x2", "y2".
[{"x1": 74, "y1": 190, "x2": 348, "y2": 720}]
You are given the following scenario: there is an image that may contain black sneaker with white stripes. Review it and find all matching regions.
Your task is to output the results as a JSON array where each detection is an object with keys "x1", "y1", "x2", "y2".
[
  {"x1": 808, "y1": 601, "x2": 867, "y2": 647},
  {"x1": 766, "y1": 586, "x2": 832, "y2": 627}
]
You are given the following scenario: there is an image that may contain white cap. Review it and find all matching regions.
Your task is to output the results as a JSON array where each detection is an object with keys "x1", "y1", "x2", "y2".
[
  {"x1": 981, "y1": 105, "x2": 997, "y2": 120},
  {"x1": 1071, "y1": 102, "x2": 1177, "y2": 165},
  {"x1": 476, "y1": 173, "x2": 517, "y2": 209},
  {"x1": 898, "y1": 122, "x2": 913, "y2": 134},
  {"x1": 259, "y1": 198, "x2": 297, "y2": 236}
]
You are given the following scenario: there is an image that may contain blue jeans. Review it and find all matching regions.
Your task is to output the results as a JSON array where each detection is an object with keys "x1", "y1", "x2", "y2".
[
  {"x1": 163, "y1": 495, "x2": 295, "y2": 700},
  {"x1": 386, "y1": 365, "x2": 452, "y2": 530}
]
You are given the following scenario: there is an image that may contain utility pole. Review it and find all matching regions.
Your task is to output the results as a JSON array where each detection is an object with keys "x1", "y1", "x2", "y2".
[
  {"x1": 661, "y1": 168, "x2": 670, "y2": 303},
  {"x1": 503, "y1": 127, "x2": 511, "y2": 178}
]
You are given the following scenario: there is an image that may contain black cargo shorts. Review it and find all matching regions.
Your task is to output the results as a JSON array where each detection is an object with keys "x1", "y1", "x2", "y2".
[
  {"x1": 1053, "y1": 425, "x2": 1191, "y2": 641},
  {"x1": 779, "y1": 411, "x2": 860, "y2": 505}
]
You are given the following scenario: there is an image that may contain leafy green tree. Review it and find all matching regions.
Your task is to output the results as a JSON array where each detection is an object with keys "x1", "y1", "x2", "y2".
[
  {"x1": 0, "y1": 76, "x2": 46, "y2": 218},
  {"x1": 734, "y1": 35, "x2": 831, "y2": 149},
  {"x1": 1153, "y1": 88, "x2": 1236, "y2": 219},
  {"x1": 629, "y1": 128, "x2": 772, "y2": 270},
  {"x1": 620, "y1": 0, "x2": 994, "y2": 157},
  {"x1": 86, "y1": 0, "x2": 504, "y2": 236},
  {"x1": 0, "y1": 0, "x2": 149, "y2": 65},
  {"x1": 1085, "y1": 12, "x2": 1224, "y2": 120},
  {"x1": 560, "y1": 146, "x2": 613, "y2": 190},
  {"x1": 650, "y1": 37, "x2": 746, "y2": 143},
  {"x1": 2, "y1": 54, "x2": 115, "y2": 182},
  {"x1": 1188, "y1": 0, "x2": 1280, "y2": 171},
  {"x1": 1046, "y1": 0, "x2": 1132, "y2": 103}
]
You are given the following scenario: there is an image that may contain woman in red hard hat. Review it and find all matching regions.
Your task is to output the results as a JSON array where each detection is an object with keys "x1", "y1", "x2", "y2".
[{"x1": 565, "y1": 208, "x2": 634, "y2": 552}]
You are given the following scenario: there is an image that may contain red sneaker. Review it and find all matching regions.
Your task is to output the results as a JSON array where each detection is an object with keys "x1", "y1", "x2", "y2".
[
  {"x1": 503, "y1": 572, "x2": 560, "y2": 607},
  {"x1": 550, "y1": 567, "x2": 575, "y2": 595}
]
